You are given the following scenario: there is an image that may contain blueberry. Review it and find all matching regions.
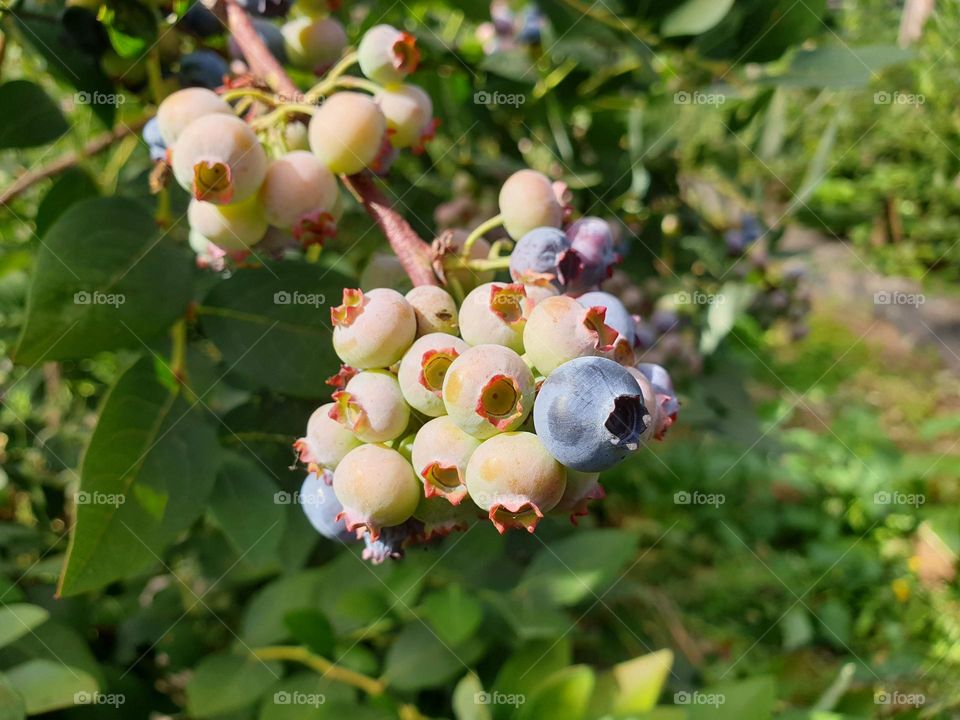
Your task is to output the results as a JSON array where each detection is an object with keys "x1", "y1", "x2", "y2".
[
  {"x1": 564, "y1": 217, "x2": 618, "y2": 293},
  {"x1": 230, "y1": 18, "x2": 286, "y2": 63},
  {"x1": 179, "y1": 2, "x2": 223, "y2": 38},
  {"x1": 361, "y1": 519, "x2": 425, "y2": 564},
  {"x1": 576, "y1": 291, "x2": 635, "y2": 345},
  {"x1": 236, "y1": 0, "x2": 292, "y2": 18},
  {"x1": 142, "y1": 117, "x2": 167, "y2": 162},
  {"x1": 179, "y1": 50, "x2": 229, "y2": 90},
  {"x1": 299, "y1": 471, "x2": 357, "y2": 543},
  {"x1": 509, "y1": 226, "x2": 571, "y2": 288},
  {"x1": 635, "y1": 362, "x2": 679, "y2": 417},
  {"x1": 534, "y1": 356, "x2": 652, "y2": 472}
]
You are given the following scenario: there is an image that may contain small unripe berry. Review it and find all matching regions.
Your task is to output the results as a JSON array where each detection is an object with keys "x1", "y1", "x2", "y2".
[
  {"x1": 187, "y1": 195, "x2": 268, "y2": 251},
  {"x1": 397, "y1": 333, "x2": 468, "y2": 417},
  {"x1": 405, "y1": 285, "x2": 459, "y2": 336},
  {"x1": 522, "y1": 295, "x2": 618, "y2": 375},
  {"x1": 564, "y1": 217, "x2": 618, "y2": 293},
  {"x1": 413, "y1": 494, "x2": 477, "y2": 539},
  {"x1": 633, "y1": 362, "x2": 679, "y2": 439},
  {"x1": 172, "y1": 113, "x2": 268, "y2": 204},
  {"x1": 329, "y1": 370, "x2": 410, "y2": 443},
  {"x1": 331, "y1": 288, "x2": 416, "y2": 369},
  {"x1": 552, "y1": 468, "x2": 603, "y2": 524},
  {"x1": 498, "y1": 169, "x2": 563, "y2": 240},
  {"x1": 411, "y1": 416, "x2": 481, "y2": 505},
  {"x1": 375, "y1": 84, "x2": 434, "y2": 150},
  {"x1": 442, "y1": 344, "x2": 535, "y2": 439},
  {"x1": 156, "y1": 87, "x2": 232, "y2": 146},
  {"x1": 523, "y1": 283, "x2": 559, "y2": 306},
  {"x1": 534, "y1": 356, "x2": 652, "y2": 472},
  {"x1": 282, "y1": 16, "x2": 347, "y2": 72},
  {"x1": 465, "y1": 431, "x2": 565, "y2": 533},
  {"x1": 358, "y1": 24, "x2": 420, "y2": 85},
  {"x1": 179, "y1": 50, "x2": 229, "y2": 90},
  {"x1": 333, "y1": 445, "x2": 421, "y2": 539},
  {"x1": 509, "y1": 226, "x2": 572, "y2": 288},
  {"x1": 259, "y1": 151, "x2": 338, "y2": 245},
  {"x1": 308, "y1": 92, "x2": 386, "y2": 175},
  {"x1": 359, "y1": 253, "x2": 413, "y2": 294},
  {"x1": 294, "y1": 402, "x2": 362, "y2": 470},
  {"x1": 300, "y1": 470, "x2": 357, "y2": 542},
  {"x1": 458, "y1": 282, "x2": 530, "y2": 353}
]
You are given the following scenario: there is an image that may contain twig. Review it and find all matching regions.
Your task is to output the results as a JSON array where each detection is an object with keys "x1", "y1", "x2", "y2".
[
  {"x1": 342, "y1": 174, "x2": 439, "y2": 287},
  {"x1": 0, "y1": 114, "x2": 151, "y2": 206},
  {"x1": 251, "y1": 646, "x2": 386, "y2": 695},
  {"x1": 224, "y1": 0, "x2": 299, "y2": 99}
]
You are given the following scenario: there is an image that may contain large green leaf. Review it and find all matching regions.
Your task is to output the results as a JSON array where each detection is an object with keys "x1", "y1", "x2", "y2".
[
  {"x1": 606, "y1": 649, "x2": 674, "y2": 714},
  {"x1": 198, "y1": 261, "x2": 350, "y2": 397},
  {"x1": 15, "y1": 198, "x2": 194, "y2": 365},
  {"x1": 0, "y1": 604, "x2": 48, "y2": 649},
  {"x1": 453, "y1": 673, "x2": 492, "y2": 720},
  {"x1": 186, "y1": 652, "x2": 281, "y2": 718},
  {"x1": 258, "y1": 672, "x2": 355, "y2": 719},
  {"x1": 58, "y1": 357, "x2": 219, "y2": 596},
  {"x1": 687, "y1": 676, "x2": 776, "y2": 720},
  {"x1": 0, "y1": 81, "x2": 69, "y2": 149},
  {"x1": 0, "y1": 673, "x2": 25, "y2": 720},
  {"x1": 492, "y1": 637, "x2": 572, "y2": 720},
  {"x1": 3, "y1": 660, "x2": 98, "y2": 715},
  {"x1": 381, "y1": 622, "x2": 485, "y2": 691},
  {"x1": 34, "y1": 167, "x2": 99, "y2": 238},
  {"x1": 516, "y1": 529, "x2": 638, "y2": 606},
  {"x1": 661, "y1": 0, "x2": 735, "y2": 38},
  {"x1": 421, "y1": 583, "x2": 484, "y2": 647},
  {"x1": 770, "y1": 45, "x2": 913, "y2": 89},
  {"x1": 517, "y1": 666, "x2": 594, "y2": 720}
]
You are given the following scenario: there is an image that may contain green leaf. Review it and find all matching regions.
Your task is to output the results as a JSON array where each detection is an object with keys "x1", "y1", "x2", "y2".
[
  {"x1": 209, "y1": 453, "x2": 286, "y2": 569},
  {"x1": 609, "y1": 649, "x2": 674, "y2": 713},
  {"x1": 421, "y1": 584, "x2": 483, "y2": 647},
  {"x1": 517, "y1": 666, "x2": 594, "y2": 720},
  {"x1": 258, "y1": 672, "x2": 355, "y2": 719},
  {"x1": 58, "y1": 356, "x2": 219, "y2": 596},
  {"x1": 34, "y1": 167, "x2": 99, "y2": 238},
  {"x1": 517, "y1": 529, "x2": 638, "y2": 606},
  {"x1": 781, "y1": 606, "x2": 814, "y2": 651},
  {"x1": 282, "y1": 609, "x2": 335, "y2": 657},
  {"x1": 186, "y1": 653, "x2": 281, "y2": 717},
  {"x1": 453, "y1": 673, "x2": 492, "y2": 720},
  {"x1": 3, "y1": 620, "x2": 106, "y2": 689},
  {"x1": 688, "y1": 676, "x2": 776, "y2": 720},
  {"x1": 15, "y1": 198, "x2": 194, "y2": 365},
  {"x1": 100, "y1": 0, "x2": 158, "y2": 58},
  {"x1": 699, "y1": 282, "x2": 755, "y2": 355},
  {"x1": 771, "y1": 45, "x2": 913, "y2": 89},
  {"x1": 199, "y1": 261, "x2": 351, "y2": 397},
  {"x1": 382, "y1": 622, "x2": 484, "y2": 691},
  {"x1": 0, "y1": 673, "x2": 26, "y2": 720},
  {"x1": 661, "y1": 0, "x2": 735, "y2": 37},
  {"x1": 0, "y1": 604, "x2": 49, "y2": 649},
  {"x1": 0, "y1": 81, "x2": 69, "y2": 149},
  {"x1": 492, "y1": 637, "x2": 572, "y2": 717},
  {"x1": 3, "y1": 660, "x2": 98, "y2": 715}
]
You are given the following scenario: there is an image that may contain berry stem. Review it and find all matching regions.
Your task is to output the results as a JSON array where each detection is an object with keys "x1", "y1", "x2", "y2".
[
  {"x1": 305, "y1": 50, "x2": 359, "y2": 102},
  {"x1": 225, "y1": 0, "x2": 300, "y2": 99},
  {"x1": 251, "y1": 646, "x2": 385, "y2": 695},
  {"x1": 332, "y1": 75, "x2": 383, "y2": 95},
  {"x1": 342, "y1": 173, "x2": 439, "y2": 287},
  {"x1": 462, "y1": 213, "x2": 503, "y2": 256},
  {"x1": 220, "y1": 87, "x2": 287, "y2": 106},
  {"x1": 443, "y1": 256, "x2": 512, "y2": 272}
]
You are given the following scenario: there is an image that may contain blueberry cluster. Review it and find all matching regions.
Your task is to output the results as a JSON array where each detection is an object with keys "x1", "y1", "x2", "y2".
[
  {"x1": 148, "y1": 23, "x2": 433, "y2": 268},
  {"x1": 294, "y1": 185, "x2": 680, "y2": 562}
]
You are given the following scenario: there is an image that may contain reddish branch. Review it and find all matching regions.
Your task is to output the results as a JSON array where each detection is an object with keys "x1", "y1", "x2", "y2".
[{"x1": 343, "y1": 174, "x2": 439, "y2": 287}]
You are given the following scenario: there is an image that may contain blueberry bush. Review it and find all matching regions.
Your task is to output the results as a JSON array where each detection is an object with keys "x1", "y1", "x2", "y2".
[{"x1": 1, "y1": 0, "x2": 958, "y2": 718}]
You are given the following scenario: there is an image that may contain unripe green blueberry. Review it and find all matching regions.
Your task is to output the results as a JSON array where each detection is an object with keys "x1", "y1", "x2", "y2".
[
  {"x1": 172, "y1": 113, "x2": 268, "y2": 204},
  {"x1": 282, "y1": 16, "x2": 347, "y2": 72},
  {"x1": 333, "y1": 444, "x2": 421, "y2": 539},
  {"x1": 522, "y1": 295, "x2": 619, "y2": 375},
  {"x1": 360, "y1": 253, "x2": 413, "y2": 294},
  {"x1": 308, "y1": 92, "x2": 386, "y2": 175},
  {"x1": 458, "y1": 282, "x2": 531, "y2": 353},
  {"x1": 465, "y1": 431, "x2": 565, "y2": 533},
  {"x1": 397, "y1": 333, "x2": 468, "y2": 416},
  {"x1": 375, "y1": 84, "x2": 433, "y2": 150},
  {"x1": 442, "y1": 344, "x2": 535, "y2": 439},
  {"x1": 329, "y1": 370, "x2": 410, "y2": 443},
  {"x1": 294, "y1": 402, "x2": 362, "y2": 470},
  {"x1": 552, "y1": 468, "x2": 603, "y2": 524},
  {"x1": 157, "y1": 87, "x2": 232, "y2": 146},
  {"x1": 331, "y1": 288, "x2": 417, "y2": 369},
  {"x1": 413, "y1": 494, "x2": 478, "y2": 540},
  {"x1": 445, "y1": 229, "x2": 493, "y2": 292},
  {"x1": 411, "y1": 416, "x2": 481, "y2": 504},
  {"x1": 405, "y1": 285, "x2": 459, "y2": 336},
  {"x1": 498, "y1": 169, "x2": 563, "y2": 240},
  {"x1": 258, "y1": 151, "x2": 338, "y2": 245},
  {"x1": 358, "y1": 24, "x2": 420, "y2": 86},
  {"x1": 187, "y1": 195, "x2": 268, "y2": 251},
  {"x1": 284, "y1": 121, "x2": 310, "y2": 151}
]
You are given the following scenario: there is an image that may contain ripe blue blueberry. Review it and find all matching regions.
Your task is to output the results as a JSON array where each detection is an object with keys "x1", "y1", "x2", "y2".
[
  {"x1": 509, "y1": 226, "x2": 572, "y2": 288},
  {"x1": 564, "y1": 217, "x2": 618, "y2": 293},
  {"x1": 179, "y1": 50, "x2": 230, "y2": 90},
  {"x1": 179, "y1": 3, "x2": 222, "y2": 38},
  {"x1": 142, "y1": 117, "x2": 167, "y2": 162},
  {"x1": 230, "y1": 18, "x2": 287, "y2": 63},
  {"x1": 533, "y1": 356, "x2": 652, "y2": 472},
  {"x1": 299, "y1": 470, "x2": 358, "y2": 543},
  {"x1": 236, "y1": 0, "x2": 291, "y2": 18}
]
